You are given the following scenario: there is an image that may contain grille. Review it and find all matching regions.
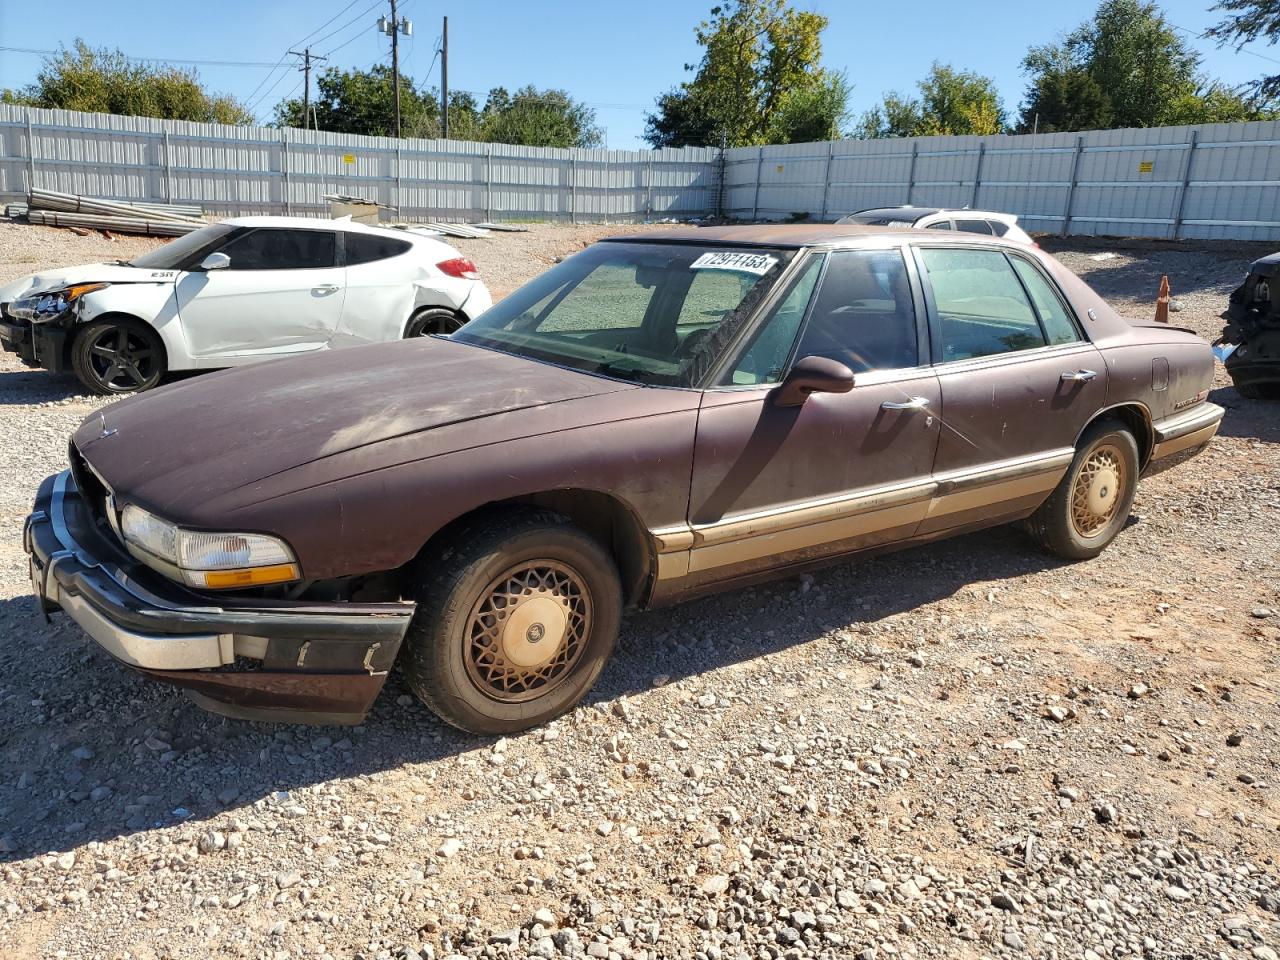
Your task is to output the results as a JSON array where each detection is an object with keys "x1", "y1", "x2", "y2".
[{"x1": 68, "y1": 440, "x2": 117, "y2": 542}]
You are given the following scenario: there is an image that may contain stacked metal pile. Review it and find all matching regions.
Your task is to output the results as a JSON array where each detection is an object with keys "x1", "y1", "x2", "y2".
[{"x1": 24, "y1": 189, "x2": 204, "y2": 236}]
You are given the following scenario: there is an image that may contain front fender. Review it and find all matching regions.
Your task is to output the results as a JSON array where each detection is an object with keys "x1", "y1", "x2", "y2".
[{"x1": 75, "y1": 285, "x2": 191, "y2": 369}]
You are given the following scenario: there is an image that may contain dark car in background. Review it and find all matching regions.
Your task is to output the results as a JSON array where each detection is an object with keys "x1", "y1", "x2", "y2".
[{"x1": 25, "y1": 225, "x2": 1223, "y2": 733}]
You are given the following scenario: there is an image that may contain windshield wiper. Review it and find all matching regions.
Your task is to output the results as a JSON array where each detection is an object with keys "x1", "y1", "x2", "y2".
[{"x1": 594, "y1": 359, "x2": 661, "y2": 384}]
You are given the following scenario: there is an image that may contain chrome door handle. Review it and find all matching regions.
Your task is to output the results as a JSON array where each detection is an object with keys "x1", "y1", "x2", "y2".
[
  {"x1": 314, "y1": 284, "x2": 340, "y2": 294},
  {"x1": 881, "y1": 396, "x2": 931, "y2": 411},
  {"x1": 1061, "y1": 369, "x2": 1098, "y2": 382}
]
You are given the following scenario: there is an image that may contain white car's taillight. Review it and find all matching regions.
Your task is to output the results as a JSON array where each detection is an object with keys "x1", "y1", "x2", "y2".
[{"x1": 437, "y1": 257, "x2": 480, "y2": 280}]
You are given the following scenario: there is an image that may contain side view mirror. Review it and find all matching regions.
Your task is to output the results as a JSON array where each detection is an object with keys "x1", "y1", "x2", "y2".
[
  {"x1": 199, "y1": 252, "x2": 231, "y2": 271},
  {"x1": 771, "y1": 355, "x2": 855, "y2": 407}
]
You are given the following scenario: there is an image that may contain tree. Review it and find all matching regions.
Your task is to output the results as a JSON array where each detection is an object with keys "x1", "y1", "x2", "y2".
[
  {"x1": 855, "y1": 63, "x2": 1005, "y2": 138},
  {"x1": 1018, "y1": 0, "x2": 1274, "y2": 132},
  {"x1": 2, "y1": 40, "x2": 252, "y2": 124},
  {"x1": 1207, "y1": 0, "x2": 1280, "y2": 100},
  {"x1": 644, "y1": 0, "x2": 846, "y2": 147},
  {"x1": 273, "y1": 72, "x2": 602, "y2": 147}
]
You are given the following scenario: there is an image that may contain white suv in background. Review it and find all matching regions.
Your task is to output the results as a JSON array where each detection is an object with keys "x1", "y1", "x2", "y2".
[
  {"x1": 836, "y1": 206, "x2": 1036, "y2": 245},
  {"x1": 0, "y1": 216, "x2": 493, "y2": 394}
]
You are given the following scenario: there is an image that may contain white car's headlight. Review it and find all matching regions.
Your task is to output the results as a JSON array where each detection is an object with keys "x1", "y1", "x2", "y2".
[{"x1": 120, "y1": 504, "x2": 300, "y2": 589}]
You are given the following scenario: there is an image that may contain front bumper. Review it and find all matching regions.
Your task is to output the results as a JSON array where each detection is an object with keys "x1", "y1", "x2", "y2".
[
  {"x1": 24, "y1": 470, "x2": 415, "y2": 724},
  {"x1": 0, "y1": 312, "x2": 69, "y2": 372}
]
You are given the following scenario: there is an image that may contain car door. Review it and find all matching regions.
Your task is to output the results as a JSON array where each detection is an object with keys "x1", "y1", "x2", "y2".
[
  {"x1": 335, "y1": 231, "x2": 417, "y2": 346},
  {"x1": 912, "y1": 244, "x2": 1107, "y2": 535},
  {"x1": 175, "y1": 227, "x2": 345, "y2": 362},
  {"x1": 681, "y1": 246, "x2": 942, "y2": 587}
]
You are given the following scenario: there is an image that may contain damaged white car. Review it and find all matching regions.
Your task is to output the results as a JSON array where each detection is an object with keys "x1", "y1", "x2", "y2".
[{"x1": 0, "y1": 216, "x2": 492, "y2": 394}]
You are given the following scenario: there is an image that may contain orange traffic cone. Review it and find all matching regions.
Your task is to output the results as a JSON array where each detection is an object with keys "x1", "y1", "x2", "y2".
[{"x1": 1155, "y1": 275, "x2": 1170, "y2": 323}]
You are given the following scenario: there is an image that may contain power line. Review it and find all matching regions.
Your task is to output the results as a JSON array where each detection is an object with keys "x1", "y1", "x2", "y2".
[
  {"x1": 1170, "y1": 22, "x2": 1280, "y2": 68},
  {"x1": 0, "y1": 45, "x2": 280, "y2": 68}
]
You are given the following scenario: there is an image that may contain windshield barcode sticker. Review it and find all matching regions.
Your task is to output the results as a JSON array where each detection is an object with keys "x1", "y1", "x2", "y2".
[{"x1": 690, "y1": 251, "x2": 778, "y2": 275}]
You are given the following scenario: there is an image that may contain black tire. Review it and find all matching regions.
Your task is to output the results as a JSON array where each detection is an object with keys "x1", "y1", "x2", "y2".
[
  {"x1": 1025, "y1": 420, "x2": 1140, "y2": 561},
  {"x1": 405, "y1": 307, "x2": 465, "y2": 338},
  {"x1": 71, "y1": 317, "x2": 166, "y2": 395},
  {"x1": 400, "y1": 507, "x2": 622, "y2": 734}
]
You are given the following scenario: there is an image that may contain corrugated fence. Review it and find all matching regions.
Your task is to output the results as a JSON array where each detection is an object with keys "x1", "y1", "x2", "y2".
[
  {"x1": 0, "y1": 104, "x2": 719, "y2": 222},
  {"x1": 723, "y1": 122, "x2": 1280, "y2": 241},
  {"x1": 3, "y1": 104, "x2": 1280, "y2": 240}
]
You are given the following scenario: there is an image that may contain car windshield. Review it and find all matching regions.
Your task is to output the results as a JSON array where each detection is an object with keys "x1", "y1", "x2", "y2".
[
  {"x1": 128, "y1": 223, "x2": 237, "y2": 269},
  {"x1": 451, "y1": 241, "x2": 795, "y2": 387}
]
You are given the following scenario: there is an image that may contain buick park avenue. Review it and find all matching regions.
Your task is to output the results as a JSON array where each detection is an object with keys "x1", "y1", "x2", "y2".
[{"x1": 24, "y1": 225, "x2": 1224, "y2": 732}]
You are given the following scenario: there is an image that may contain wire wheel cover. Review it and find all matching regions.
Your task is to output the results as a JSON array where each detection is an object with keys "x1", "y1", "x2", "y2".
[
  {"x1": 1070, "y1": 443, "x2": 1125, "y2": 538},
  {"x1": 464, "y1": 560, "x2": 591, "y2": 703},
  {"x1": 87, "y1": 326, "x2": 157, "y2": 389}
]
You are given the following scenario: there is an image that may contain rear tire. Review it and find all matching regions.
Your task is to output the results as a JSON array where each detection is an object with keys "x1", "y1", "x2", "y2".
[
  {"x1": 1025, "y1": 420, "x2": 1140, "y2": 561},
  {"x1": 70, "y1": 317, "x2": 166, "y2": 395},
  {"x1": 400, "y1": 507, "x2": 622, "y2": 734},
  {"x1": 405, "y1": 307, "x2": 465, "y2": 338}
]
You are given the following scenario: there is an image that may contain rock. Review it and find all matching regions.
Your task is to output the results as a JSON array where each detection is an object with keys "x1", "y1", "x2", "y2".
[
  {"x1": 217, "y1": 787, "x2": 241, "y2": 805},
  {"x1": 1128, "y1": 683, "x2": 1149, "y2": 699},
  {"x1": 1165, "y1": 885, "x2": 1192, "y2": 901},
  {"x1": 276, "y1": 870, "x2": 302, "y2": 890},
  {"x1": 1094, "y1": 803, "x2": 1118, "y2": 824},
  {"x1": 836, "y1": 889, "x2": 857, "y2": 908},
  {"x1": 790, "y1": 909, "x2": 816, "y2": 929},
  {"x1": 532, "y1": 907, "x2": 557, "y2": 927},
  {"x1": 69, "y1": 745, "x2": 94, "y2": 760},
  {"x1": 436, "y1": 838, "x2": 462, "y2": 858},
  {"x1": 1227, "y1": 731, "x2": 1244, "y2": 747},
  {"x1": 1047, "y1": 705, "x2": 1075, "y2": 722},
  {"x1": 55, "y1": 851, "x2": 75, "y2": 871},
  {"x1": 198, "y1": 830, "x2": 226, "y2": 854},
  {"x1": 701, "y1": 874, "x2": 730, "y2": 896},
  {"x1": 991, "y1": 891, "x2": 1023, "y2": 913}
]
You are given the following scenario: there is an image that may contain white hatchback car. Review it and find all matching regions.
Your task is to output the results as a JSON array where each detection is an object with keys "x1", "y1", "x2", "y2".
[
  {"x1": 0, "y1": 216, "x2": 493, "y2": 394},
  {"x1": 835, "y1": 206, "x2": 1036, "y2": 245}
]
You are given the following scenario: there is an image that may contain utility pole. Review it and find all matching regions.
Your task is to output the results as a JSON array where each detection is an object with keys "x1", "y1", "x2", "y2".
[
  {"x1": 289, "y1": 48, "x2": 326, "y2": 130},
  {"x1": 378, "y1": 3, "x2": 412, "y2": 137},
  {"x1": 441, "y1": 16, "x2": 449, "y2": 139}
]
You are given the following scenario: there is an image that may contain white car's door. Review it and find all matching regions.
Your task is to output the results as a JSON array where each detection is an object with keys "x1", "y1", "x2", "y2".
[{"x1": 175, "y1": 227, "x2": 345, "y2": 362}]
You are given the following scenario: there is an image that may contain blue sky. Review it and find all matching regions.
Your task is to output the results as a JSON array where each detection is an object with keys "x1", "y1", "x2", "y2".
[{"x1": 1, "y1": 0, "x2": 1276, "y2": 147}]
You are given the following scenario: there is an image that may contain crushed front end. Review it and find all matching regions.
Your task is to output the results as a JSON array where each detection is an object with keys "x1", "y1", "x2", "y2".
[
  {"x1": 1217, "y1": 252, "x2": 1280, "y2": 399},
  {"x1": 24, "y1": 466, "x2": 415, "y2": 724}
]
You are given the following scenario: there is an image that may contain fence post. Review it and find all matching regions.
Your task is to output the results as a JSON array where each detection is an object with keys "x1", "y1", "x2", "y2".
[
  {"x1": 485, "y1": 146, "x2": 493, "y2": 222},
  {"x1": 24, "y1": 109, "x2": 36, "y2": 193},
  {"x1": 819, "y1": 141, "x2": 834, "y2": 222},
  {"x1": 395, "y1": 145, "x2": 402, "y2": 218},
  {"x1": 751, "y1": 146, "x2": 764, "y2": 220},
  {"x1": 646, "y1": 157, "x2": 654, "y2": 221},
  {"x1": 970, "y1": 141, "x2": 985, "y2": 208},
  {"x1": 1061, "y1": 135, "x2": 1084, "y2": 238},
  {"x1": 281, "y1": 131, "x2": 290, "y2": 216},
  {"x1": 905, "y1": 141, "x2": 917, "y2": 205},
  {"x1": 1171, "y1": 129, "x2": 1199, "y2": 240},
  {"x1": 570, "y1": 155, "x2": 577, "y2": 224},
  {"x1": 602, "y1": 152, "x2": 609, "y2": 224},
  {"x1": 162, "y1": 130, "x2": 173, "y2": 204}
]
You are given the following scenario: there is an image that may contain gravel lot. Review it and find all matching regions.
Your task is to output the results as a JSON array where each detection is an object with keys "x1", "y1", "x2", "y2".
[{"x1": 0, "y1": 221, "x2": 1277, "y2": 960}]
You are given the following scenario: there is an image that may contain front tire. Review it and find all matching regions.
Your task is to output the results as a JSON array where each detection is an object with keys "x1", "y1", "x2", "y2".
[
  {"x1": 71, "y1": 317, "x2": 166, "y2": 395},
  {"x1": 1025, "y1": 420, "x2": 1140, "y2": 561},
  {"x1": 405, "y1": 307, "x2": 465, "y2": 338},
  {"x1": 400, "y1": 507, "x2": 622, "y2": 734}
]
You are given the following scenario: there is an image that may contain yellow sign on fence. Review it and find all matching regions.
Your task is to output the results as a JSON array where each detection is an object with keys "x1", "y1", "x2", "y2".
[
  {"x1": 342, "y1": 153, "x2": 356, "y2": 165},
  {"x1": 1138, "y1": 160, "x2": 1154, "y2": 174}
]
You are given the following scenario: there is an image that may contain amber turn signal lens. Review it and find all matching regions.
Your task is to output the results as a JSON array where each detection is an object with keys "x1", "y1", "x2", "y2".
[{"x1": 195, "y1": 563, "x2": 300, "y2": 590}]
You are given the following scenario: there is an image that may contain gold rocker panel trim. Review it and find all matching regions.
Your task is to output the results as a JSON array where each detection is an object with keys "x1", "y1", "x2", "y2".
[{"x1": 652, "y1": 448, "x2": 1075, "y2": 579}]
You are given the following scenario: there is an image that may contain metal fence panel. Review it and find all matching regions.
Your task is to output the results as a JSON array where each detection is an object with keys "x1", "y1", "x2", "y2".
[{"x1": 3, "y1": 105, "x2": 1280, "y2": 239}]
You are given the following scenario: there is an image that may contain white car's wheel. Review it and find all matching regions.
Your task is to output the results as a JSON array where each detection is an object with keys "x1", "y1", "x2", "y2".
[
  {"x1": 71, "y1": 317, "x2": 167, "y2": 395},
  {"x1": 405, "y1": 308, "x2": 465, "y2": 338}
]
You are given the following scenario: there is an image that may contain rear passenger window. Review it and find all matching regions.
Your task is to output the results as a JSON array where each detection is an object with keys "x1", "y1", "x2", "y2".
[
  {"x1": 791, "y1": 249, "x2": 918, "y2": 373},
  {"x1": 987, "y1": 220, "x2": 1010, "y2": 237},
  {"x1": 925, "y1": 221, "x2": 952, "y2": 230},
  {"x1": 1011, "y1": 257, "x2": 1079, "y2": 345},
  {"x1": 955, "y1": 219, "x2": 994, "y2": 235},
  {"x1": 920, "y1": 248, "x2": 1046, "y2": 361},
  {"x1": 345, "y1": 233, "x2": 413, "y2": 265}
]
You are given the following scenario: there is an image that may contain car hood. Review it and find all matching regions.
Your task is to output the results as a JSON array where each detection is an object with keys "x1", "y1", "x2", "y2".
[
  {"x1": 0, "y1": 262, "x2": 174, "y2": 303},
  {"x1": 73, "y1": 338, "x2": 637, "y2": 517}
]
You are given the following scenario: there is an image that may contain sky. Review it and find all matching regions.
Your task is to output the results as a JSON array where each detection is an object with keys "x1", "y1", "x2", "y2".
[{"x1": 1, "y1": 0, "x2": 1277, "y2": 148}]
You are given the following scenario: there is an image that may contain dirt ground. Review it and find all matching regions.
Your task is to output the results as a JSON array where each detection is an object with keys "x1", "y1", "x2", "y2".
[{"x1": 0, "y1": 220, "x2": 1277, "y2": 960}]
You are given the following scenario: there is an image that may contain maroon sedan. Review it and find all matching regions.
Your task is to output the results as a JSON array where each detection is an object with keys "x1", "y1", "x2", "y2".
[{"x1": 24, "y1": 226, "x2": 1223, "y2": 732}]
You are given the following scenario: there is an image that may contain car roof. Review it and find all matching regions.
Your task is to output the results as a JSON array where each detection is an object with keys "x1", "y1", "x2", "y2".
[
  {"x1": 849, "y1": 206, "x2": 942, "y2": 222},
  {"x1": 218, "y1": 215, "x2": 432, "y2": 240},
  {"x1": 605, "y1": 223, "x2": 1014, "y2": 248}
]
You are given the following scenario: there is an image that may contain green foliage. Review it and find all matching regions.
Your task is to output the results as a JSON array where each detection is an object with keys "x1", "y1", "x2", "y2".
[
  {"x1": 1207, "y1": 0, "x2": 1280, "y2": 100},
  {"x1": 274, "y1": 68, "x2": 601, "y2": 147},
  {"x1": 2, "y1": 40, "x2": 252, "y2": 124},
  {"x1": 644, "y1": 0, "x2": 846, "y2": 147},
  {"x1": 1019, "y1": 0, "x2": 1276, "y2": 132},
  {"x1": 855, "y1": 63, "x2": 1005, "y2": 138}
]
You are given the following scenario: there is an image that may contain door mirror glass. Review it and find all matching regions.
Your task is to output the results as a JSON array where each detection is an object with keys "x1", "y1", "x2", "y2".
[
  {"x1": 771, "y1": 355, "x2": 854, "y2": 407},
  {"x1": 199, "y1": 252, "x2": 231, "y2": 271}
]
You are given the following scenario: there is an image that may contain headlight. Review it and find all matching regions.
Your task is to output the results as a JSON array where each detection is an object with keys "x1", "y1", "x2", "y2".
[
  {"x1": 11, "y1": 283, "x2": 110, "y2": 322},
  {"x1": 120, "y1": 504, "x2": 300, "y2": 589}
]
